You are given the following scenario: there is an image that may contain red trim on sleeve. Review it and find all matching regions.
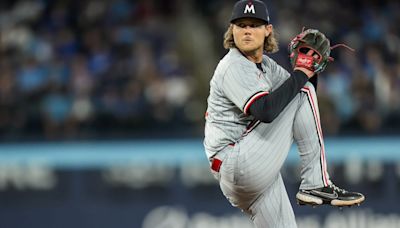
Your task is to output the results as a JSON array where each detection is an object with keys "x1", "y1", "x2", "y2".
[{"x1": 243, "y1": 91, "x2": 269, "y2": 115}]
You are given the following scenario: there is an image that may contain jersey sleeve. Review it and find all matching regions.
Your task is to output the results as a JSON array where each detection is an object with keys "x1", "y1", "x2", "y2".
[{"x1": 221, "y1": 62, "x2": 272, "y2": 114}]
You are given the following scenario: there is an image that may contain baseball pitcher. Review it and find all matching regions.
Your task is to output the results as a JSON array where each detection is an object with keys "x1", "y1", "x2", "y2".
[{"x1": 203, "y1": 0, "x2": 365, "y2": 227}]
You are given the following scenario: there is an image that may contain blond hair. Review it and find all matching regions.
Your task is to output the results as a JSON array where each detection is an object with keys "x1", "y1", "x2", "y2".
[{"x1": 223, "y1": 24, "x2": 279, "y2": 54}]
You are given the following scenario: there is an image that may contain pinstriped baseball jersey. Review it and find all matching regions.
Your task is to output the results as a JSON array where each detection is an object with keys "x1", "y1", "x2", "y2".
[
  {"x1": 203, "y1": 48, "x2": 331, "y2": 228},
  {"x1": 204, "y1": 48, "x2": 291, "y2": 159}
]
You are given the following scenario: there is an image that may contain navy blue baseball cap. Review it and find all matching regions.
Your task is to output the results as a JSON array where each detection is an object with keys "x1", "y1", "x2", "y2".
[{"x1": 230, "y1": 0, "x2": 270, "y2": 24}]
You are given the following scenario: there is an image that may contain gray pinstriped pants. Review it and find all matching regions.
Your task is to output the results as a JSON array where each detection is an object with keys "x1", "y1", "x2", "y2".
[{"x1": 212, "y1": 84, "x2": 329, "y2": 228}]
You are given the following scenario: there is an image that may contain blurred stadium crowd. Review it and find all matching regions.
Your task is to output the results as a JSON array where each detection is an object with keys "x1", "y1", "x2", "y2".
[{"x1": 0, "y1": 0, "x2": 399, "y2": 141}]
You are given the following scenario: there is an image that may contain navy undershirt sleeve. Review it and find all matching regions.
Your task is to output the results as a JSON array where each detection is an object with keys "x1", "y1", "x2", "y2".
[
  {"x1": 248, "y1": 70, "x2": 309, "y2": 123},
  {"x1": 309, "y1": 75, "x2": 318, "y2": 91}
]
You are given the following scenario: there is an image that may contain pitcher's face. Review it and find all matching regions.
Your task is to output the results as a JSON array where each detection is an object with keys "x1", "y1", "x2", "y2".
[{"x1": 232, "y1": 18, "x2": 271, "y2": 53}]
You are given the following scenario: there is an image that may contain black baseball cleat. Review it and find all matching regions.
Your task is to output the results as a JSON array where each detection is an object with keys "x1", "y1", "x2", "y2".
[{"x1": 296, "y1": 183, "x2": 365, "y2": 207}]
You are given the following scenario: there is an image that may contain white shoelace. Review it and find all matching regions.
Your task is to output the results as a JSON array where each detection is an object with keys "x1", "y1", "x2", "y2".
[{"x1": 329, "y1": 183, "x2": 347, "y2": 193}]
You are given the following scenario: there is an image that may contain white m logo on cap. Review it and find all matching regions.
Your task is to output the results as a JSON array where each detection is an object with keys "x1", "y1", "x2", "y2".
[{"x1": 244, "y1": 4, "x2": 255, "y2": 14}]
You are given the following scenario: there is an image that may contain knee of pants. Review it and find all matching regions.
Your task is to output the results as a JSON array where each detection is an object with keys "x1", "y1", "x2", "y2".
[{"x1": 219, "y1": 180, "x2": 259, "y2": 211}]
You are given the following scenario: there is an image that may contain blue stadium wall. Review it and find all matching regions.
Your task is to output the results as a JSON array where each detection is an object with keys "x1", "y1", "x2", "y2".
[{"x1": 0, "y1": 137, "x2": 400, "y2": 228}]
